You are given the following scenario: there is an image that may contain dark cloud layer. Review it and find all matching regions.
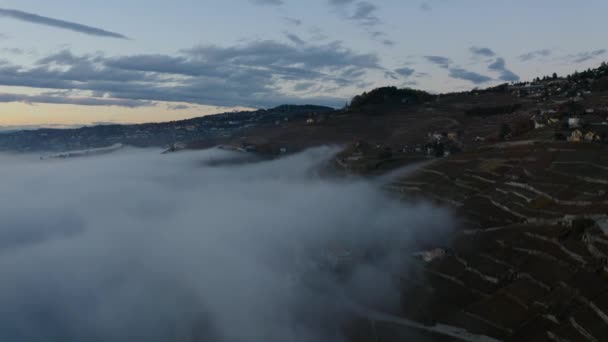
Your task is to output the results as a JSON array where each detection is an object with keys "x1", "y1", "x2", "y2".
[
  {"x1": 0, "y1": 147, "x2": 453, "y2": 342},
  {"x1": 0, "y1": 40, "x2": 382, "y2": 108},
  {"x1": 0, "y1": 8, "x2": 127, "y2": 39}
]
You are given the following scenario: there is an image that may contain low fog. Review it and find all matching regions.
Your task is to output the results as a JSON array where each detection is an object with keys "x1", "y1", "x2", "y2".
[{"x1": 0, "y1": 147, "x2": 453, "y2": 341}]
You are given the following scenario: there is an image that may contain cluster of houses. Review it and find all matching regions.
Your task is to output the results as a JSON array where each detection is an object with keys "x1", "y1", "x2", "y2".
[
  {"x1": 423, "y1": 131, "x2": 463, "y2": 157},
  {"x1": 509, "y1": 74, "x2": 595, "y2": 101},
  {"x1": 566, "y1": 130, "x2": 602, "y2": 143},
  {"x1": 532, "y1": 107, "x2": 608, "y2": 143}
]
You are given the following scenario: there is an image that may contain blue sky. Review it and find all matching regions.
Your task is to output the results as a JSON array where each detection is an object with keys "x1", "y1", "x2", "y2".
[{"x1": 0, "y1": 0, "x2": 606, "y2": 126}]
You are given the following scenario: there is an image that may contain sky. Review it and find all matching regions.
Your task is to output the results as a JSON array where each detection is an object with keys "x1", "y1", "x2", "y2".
[{"x1": 0, "y1": 0, "x2": 607, "y2": 127}]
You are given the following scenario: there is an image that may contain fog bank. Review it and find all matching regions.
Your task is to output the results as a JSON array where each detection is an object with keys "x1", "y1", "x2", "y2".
[{"x1": 0, "y1": 147, "x2": 453, "y2": 341}]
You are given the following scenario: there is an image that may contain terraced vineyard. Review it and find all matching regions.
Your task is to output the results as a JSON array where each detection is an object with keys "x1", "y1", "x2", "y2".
[{"x1": 386, "y1": 142, "x2": 608, "y2": 341}]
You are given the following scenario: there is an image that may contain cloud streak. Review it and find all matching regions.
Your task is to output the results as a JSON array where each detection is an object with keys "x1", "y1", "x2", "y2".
[
  {"x1": 0, "y1": 8, "x2": 128, "y2": 39},
  {"x1": 448, "y1": 68, "x2": 492, "y2": 84},
  {"x1": 424, "y1": 55, "x2": 451, "y2": 69}
]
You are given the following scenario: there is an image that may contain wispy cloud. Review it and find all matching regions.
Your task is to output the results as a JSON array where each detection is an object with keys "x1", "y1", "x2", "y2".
[
  {"x1": 350, "y1": 1, "x2": 380, "y2": 26},
  {"x1": 424, "y1": 55, "x2": 452, "y2": 69},
  {"x1": 1, "y1": 47, "x2": 25, "y2": 55},
  {"x1": 282, "y1": 17, "x2": 302, "y2": 26},
  {"x1": 284, "y1": 32, "x2": 306, "y2": 46},
  {"x1": 518, "y1": 49, "x2": 552, "y2": 62},
  {"x1": 327, "y1": 1, "x2": 391, "y2": 46},
  {"x1": 568, "y1": 49, "x2": 607, "y2": 63},
  {"x1": 470, "y1": 46, "x2": 496, "y2": 58}
]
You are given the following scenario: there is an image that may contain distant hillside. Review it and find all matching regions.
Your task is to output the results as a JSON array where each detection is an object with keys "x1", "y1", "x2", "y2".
[{"x1": 0, "y1": 105, "x2": 333, "y2": 152}]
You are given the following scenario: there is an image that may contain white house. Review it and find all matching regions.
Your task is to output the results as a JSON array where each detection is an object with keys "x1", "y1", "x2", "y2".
[{"x1": 568, "y1": 117, "x2": 582, "y2": 128}]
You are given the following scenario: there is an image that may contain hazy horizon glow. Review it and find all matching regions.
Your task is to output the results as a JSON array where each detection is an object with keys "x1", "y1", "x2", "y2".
[{"x1": 0, "y1": 0, "x2": 606, "y2": 126}]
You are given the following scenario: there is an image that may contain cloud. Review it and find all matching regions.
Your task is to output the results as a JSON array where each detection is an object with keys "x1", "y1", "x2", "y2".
[
  {"x1": 0, "y1": 92, "x2": 153, "y2": 107},
  {"x1": 329, "y1": 0, "x2": 356, "y2": 6},
  {"x1": 419, "y1": 2, "x2": 432, "y2": 11},
  {"x1": 293, "y1": 82, "x2": 317, "y2": 91},
  {"x1": 282, "y1": 17, "x2": 302, "y2": 26},
  {"x1": 518, "y1": 49, "x2": 551, "y2": 62},
  {"x1": 448, "y1": 68, "x2": 492, "y2": 84},
  {"x1": 488, "y1": 57, "x2": 520, "y2": 82},
  {"x1": 0, "y1": 147, "x2": 453, "y2": 342},
  {"x1": 328, "y1": 1, "x2": 390, "y2": 46},
  {"x1": 368, "y1": 30, "x2": 394, "y2": 47},
  {"x1": 350, "y1": 1, "x2": 380, "y2": 26},
  {"x1": 395, "y1": 67, "x2": 415, "y2": 77},
  {"x1": 569, "y1": 49, "x2": 607, "y2": 63},
  {"x1": 1, "y1": 48, "x2": 25, "y2": 55},
  {"x1": 424, "y1": 55, "x2": 452, "y2": 68},
  {"x1": 0, "y1": 41, "x2": 381, "y2": 108},
  {"x1": 284, "y1": 32, "x2": 306, "y2": 46},
  {"x1": 166, "y1": 104, "x2": 190, "y2": 110},
  {"x1": 0, "y1": 8, "x2": 128, "y2": 39},
  {"x1": 249, "y1": 0, "x2": 284, "y2": 5},
  {"x1": 469, "y1": 46, "x2": 496, "y2": 58}
]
